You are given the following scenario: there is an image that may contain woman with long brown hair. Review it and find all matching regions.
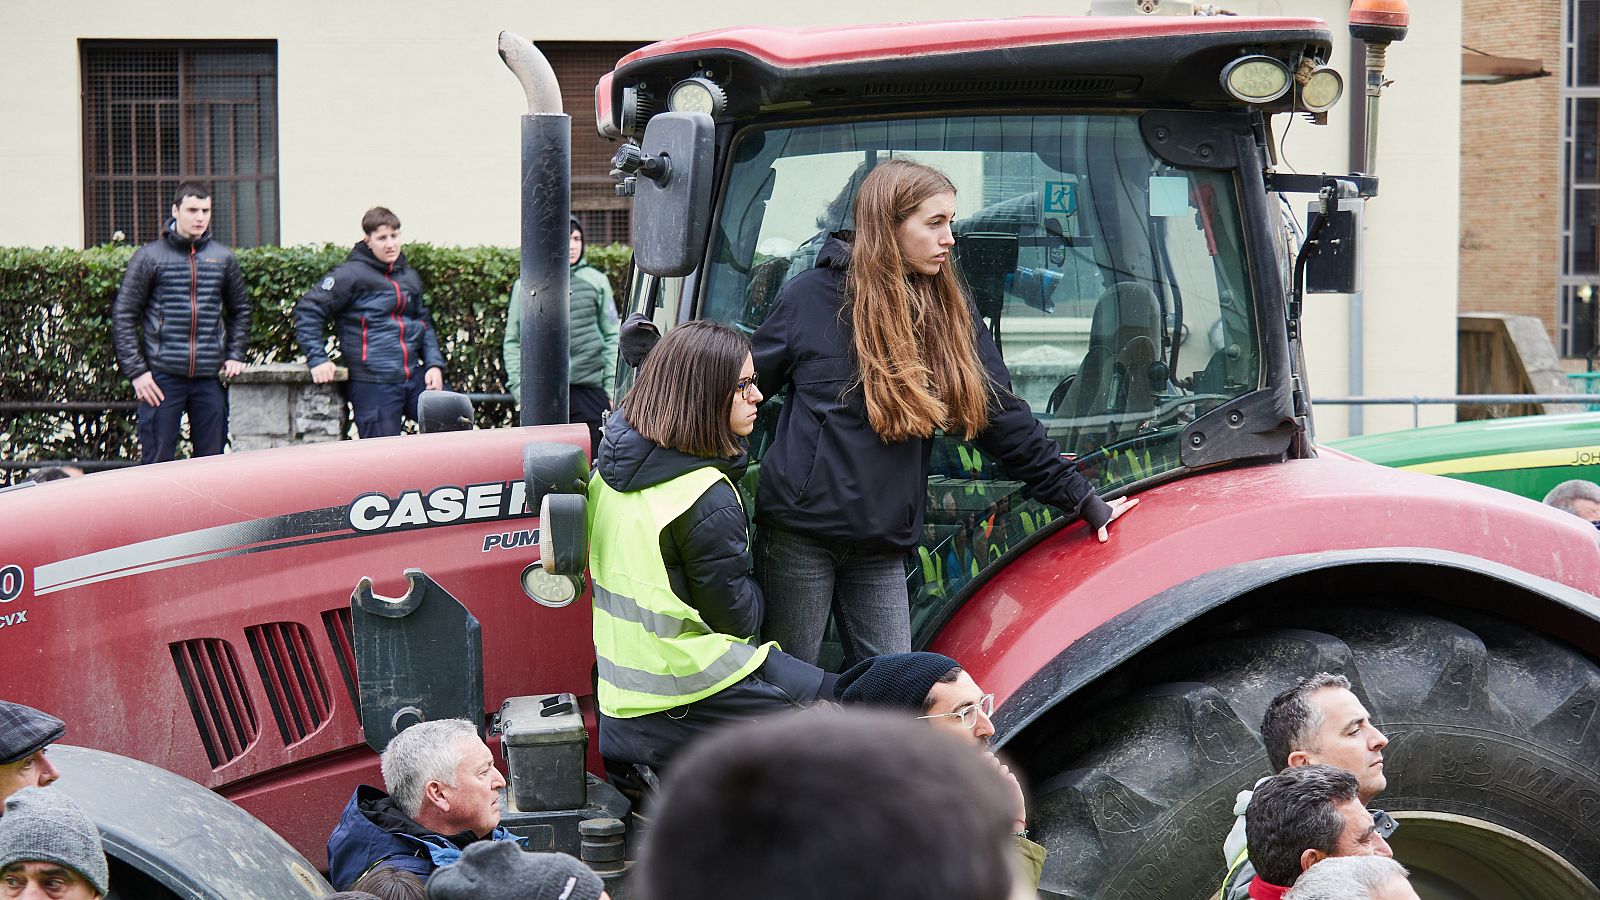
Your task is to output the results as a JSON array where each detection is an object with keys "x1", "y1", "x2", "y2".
[{"x1": 752, "y1": 158, "x2": 1136, "y2": 667}]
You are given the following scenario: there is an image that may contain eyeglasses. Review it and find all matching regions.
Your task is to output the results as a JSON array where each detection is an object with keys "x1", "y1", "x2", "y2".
[
  {"x1": 733, "y1": 375, "x2": 759, "y2": 400},
  {"x1": 917, "y1": 693, "x2": 994, "y2": 729}
]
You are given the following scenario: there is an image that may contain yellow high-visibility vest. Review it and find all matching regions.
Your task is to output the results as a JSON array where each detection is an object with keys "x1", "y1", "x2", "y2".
[{"x1": 587, "y1": 466, "x2": 772, "y2": 718}]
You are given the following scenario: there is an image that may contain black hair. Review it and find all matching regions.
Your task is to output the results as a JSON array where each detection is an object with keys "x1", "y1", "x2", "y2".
[
  {"x1": 1245, "y1": 764, "x2": 1361, "y2": 887},
  {"x1": 172, "y1": 181, "x2": 211, "y2": 207},
  {"x1": 29, "y1": 466, "x2": 75, "y2": 482},
  {"x1": 1261, "y1": 673, "x2": 1353, "y2": 771},
  {"x1": 922, "y1": 665, "x2": 964, "y2": 713}
]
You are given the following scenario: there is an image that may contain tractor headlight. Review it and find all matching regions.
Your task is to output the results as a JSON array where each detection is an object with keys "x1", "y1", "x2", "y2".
[
  {"x1": 667, "y1": 76, "x2": 727, "y2": 117},
  {"x1": 1221, "y1": 55, "x2": 1292, "y2": 104},
  {"x1": 521, "y1": 563, "x2": 580, "y2": 608},
  {"x1": 1299, "y1": 66, "x2": 1344, "y2": 112}
]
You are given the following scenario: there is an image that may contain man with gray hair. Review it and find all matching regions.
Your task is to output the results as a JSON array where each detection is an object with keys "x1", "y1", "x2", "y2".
[
  {"x1": 327, "y1": 719, "x2": 522, "y2": 890},
  {"x1": 1543, "y1": 479, "x2": 1600, "y2": 527},
  {"x1": 1222, "y1": 673, "x2": 1394, "y2": 898},
  {"x1": 1284, "y1": 856, "x2": 1419, "y2": 900}
]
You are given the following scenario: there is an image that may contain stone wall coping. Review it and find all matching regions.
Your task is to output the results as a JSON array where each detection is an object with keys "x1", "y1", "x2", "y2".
[{"x1": 231, "y1": 363, "x2": 348, "y2": 384}]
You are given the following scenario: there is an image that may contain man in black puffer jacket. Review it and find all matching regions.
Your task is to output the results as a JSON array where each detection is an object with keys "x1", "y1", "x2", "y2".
[
  {"x1": 294, "y1": 207, "x2": 446, "y2": 438},
  {"x1": 112, "y1": 182, "x2": 252, "y2": 464}
]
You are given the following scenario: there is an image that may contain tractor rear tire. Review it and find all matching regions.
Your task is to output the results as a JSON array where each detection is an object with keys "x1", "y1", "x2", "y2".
[{"x1": 1025, "y1": 604, "x2": 1600, "y2": 900}]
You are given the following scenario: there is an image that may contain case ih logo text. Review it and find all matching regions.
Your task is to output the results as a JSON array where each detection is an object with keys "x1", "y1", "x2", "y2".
[
  {"x1": 348, "y1": 481, "x2": 531, "y2": 533},
  {"x1": 0, "y1": 565, "x2": 22, "y2": 603}
]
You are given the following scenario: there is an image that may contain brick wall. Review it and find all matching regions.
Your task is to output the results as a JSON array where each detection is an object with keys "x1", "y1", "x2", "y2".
[{"x1": 1459, "y1": 0, "x2": 1562, "y2": 346}]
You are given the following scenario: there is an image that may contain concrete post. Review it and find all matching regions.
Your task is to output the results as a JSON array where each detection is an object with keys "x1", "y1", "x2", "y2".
[{"x1": 228, "y1": 363, "x2": 348, "y2": 451}]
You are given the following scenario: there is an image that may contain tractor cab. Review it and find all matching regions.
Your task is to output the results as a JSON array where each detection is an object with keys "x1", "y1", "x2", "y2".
[{"x1": 600, "y1": 16, "x2": 1367, "y2": 648}]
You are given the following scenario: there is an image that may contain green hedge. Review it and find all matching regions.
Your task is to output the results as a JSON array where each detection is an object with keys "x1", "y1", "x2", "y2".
[{"x1": 0, "y1": 242, "x2": 631, "y2": 480}]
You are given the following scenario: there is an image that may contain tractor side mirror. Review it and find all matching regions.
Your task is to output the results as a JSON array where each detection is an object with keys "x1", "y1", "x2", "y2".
[
  {"x1": 628, "y1": 111, "x2": 715, "y2": 277},
  {"x1": 418, "y1": 390, "x2": 475, "y2": 433},
  {"x1": 523, "y1": 441, "x2": 590, "y2": 576},
  {"x1": 523, "y1": 441, "x2": 589, "y2": 509}
]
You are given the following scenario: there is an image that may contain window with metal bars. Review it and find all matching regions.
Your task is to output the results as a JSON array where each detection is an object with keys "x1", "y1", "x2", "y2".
[
  {"x1": 81, "y1": 40, "x2": 279, "y2": 249},
  {"x1": 539, "y1": 42, "x2": 651, "y2": 246}
]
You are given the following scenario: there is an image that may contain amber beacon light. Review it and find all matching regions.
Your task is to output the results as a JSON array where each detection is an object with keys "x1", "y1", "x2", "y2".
[{"x1": 1349, "y1": 0, "x2": 1410, "y2": 173}]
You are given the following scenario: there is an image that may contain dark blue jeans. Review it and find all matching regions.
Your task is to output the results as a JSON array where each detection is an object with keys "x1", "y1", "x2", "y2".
[
  {"x1": 347, "y1": 369, "x2": 429, "y2": 439},
  {"x1": 136, "y1": 372, "x2": 227, "y2": 464},
  {"x1": 756, "y1": 525, "x2": 911, "y2": 668}
]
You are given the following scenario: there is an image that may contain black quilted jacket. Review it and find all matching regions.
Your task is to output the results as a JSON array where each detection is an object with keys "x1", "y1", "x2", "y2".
[{"x1": 112, "y1": 220, "x2": 250, "y2": 379}]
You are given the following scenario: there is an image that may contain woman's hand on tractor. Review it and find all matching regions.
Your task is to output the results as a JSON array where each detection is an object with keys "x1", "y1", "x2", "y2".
[{"x1": 1097, "y1": 496, "x2": 1139, "y2": 543}]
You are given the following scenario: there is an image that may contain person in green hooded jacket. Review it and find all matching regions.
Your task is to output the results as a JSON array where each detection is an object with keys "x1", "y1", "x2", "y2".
[{"x1": 504, "y1": 216, "x2": 619, "y2": 453}]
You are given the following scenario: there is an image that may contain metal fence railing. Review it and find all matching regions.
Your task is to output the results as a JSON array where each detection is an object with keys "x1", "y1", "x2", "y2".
[{"x1": 1312, "y1": 394, "x2": 1589, "y2": 429}]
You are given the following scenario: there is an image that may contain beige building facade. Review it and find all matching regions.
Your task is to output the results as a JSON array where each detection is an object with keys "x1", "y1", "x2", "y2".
[{"x1": 0, "y1": 1, "x2": 1462, "y2": 437}]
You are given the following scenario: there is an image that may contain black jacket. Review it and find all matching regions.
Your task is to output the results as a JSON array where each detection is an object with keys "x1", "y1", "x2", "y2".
[
  {"x1": 752, "y1": 237, "x2": 1111, "y2": 552},
  {"x1": 112, "y1": 219, "x2": 250, "y2": 380},
  {"x1": 594, "y1": 410, "x2": 825, "y2": 702},
  {"x1": 293, "y1": 243, "x2": 446, "y2": 383}
]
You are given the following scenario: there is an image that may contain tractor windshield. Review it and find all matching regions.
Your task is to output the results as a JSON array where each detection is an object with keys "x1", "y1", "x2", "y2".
[{"x1": 698, "y1": 113, "x2": 1259, "y2": 641}]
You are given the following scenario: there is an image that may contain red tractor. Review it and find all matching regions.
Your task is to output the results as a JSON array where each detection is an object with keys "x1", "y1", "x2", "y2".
[{"x1": 6, "y1": 7, "x2": 1600, "y2": 899}]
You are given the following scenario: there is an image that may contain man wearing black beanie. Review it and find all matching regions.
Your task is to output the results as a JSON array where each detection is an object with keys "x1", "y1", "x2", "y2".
[{"x1": 835, "y1": 652, "x2": 1045, "y2": 886}]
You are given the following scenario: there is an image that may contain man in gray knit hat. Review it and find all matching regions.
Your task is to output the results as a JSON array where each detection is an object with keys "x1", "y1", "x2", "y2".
[
  {"x1": 426, "y1": 841, "x2": 607, "y2": 900},
  {"x1": 0, "y1": 787, "x2": 109, "y2": 898},
  {"x1": 0, "y1": 701, "x2": 65, "y2": 814}
]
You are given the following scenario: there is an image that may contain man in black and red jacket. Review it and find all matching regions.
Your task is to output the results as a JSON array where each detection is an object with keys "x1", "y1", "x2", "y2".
[
  {"x1": 112, "y1": 181, "x2": 252, "y2": 464},
  {"x1": 294, "y1": 207, "x2": 446, "y2": 438}
]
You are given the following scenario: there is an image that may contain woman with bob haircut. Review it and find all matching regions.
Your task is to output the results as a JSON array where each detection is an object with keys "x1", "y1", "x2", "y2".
[
  {"x1": 586, "y1": 320, "x2": 831, "y2": 769},
  {"x1": 751, "y1": 158, "x2": 1138, "y2": 666}
]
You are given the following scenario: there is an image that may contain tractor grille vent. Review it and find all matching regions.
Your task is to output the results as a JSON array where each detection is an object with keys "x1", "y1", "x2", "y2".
[
  {"x1": 322, "y1": 606, "x2": 360, "y2": 710},
  {"x1": 170, "y1": 638, "x2": 259, "y2": 768},
  {"x1": 861, "y1": 76, "x2": 1133, "y2": 98},
  {"x1": 245, "y1": 622, "x2": 332, "y2": 746}
]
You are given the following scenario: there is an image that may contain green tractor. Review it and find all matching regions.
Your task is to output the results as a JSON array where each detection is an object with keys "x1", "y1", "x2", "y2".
[{"x1": 1329, "y1": 412, "x2": 1600, "y2": 502}]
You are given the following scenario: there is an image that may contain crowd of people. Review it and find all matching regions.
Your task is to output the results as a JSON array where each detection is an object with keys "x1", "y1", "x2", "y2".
[
  {"x1": 2, "y1": 664, "x2": 1423, "y2": 899},
  {"x1": 9, "y1": 160, "x2": 1520, "y2": 898}
]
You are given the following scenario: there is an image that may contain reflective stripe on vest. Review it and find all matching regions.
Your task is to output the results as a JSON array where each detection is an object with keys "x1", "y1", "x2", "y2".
[
  {"x1": 587, "y1": 465, "x2": 772, "y2": 718},
  {"x1": 1220, "y1": 847, "x2": 1251, "y2": 899}
]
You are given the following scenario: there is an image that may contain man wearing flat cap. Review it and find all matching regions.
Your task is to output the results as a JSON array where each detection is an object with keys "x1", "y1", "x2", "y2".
[
  {"x1": 0, "y1": 787, "x2": 110, "y2": 898},
  {"x1": 0, "y1": 701, "x2": 64, "y2": 814},
  {"x1": 836, "y1": 651, "x2": 1046, "y2": 887}
]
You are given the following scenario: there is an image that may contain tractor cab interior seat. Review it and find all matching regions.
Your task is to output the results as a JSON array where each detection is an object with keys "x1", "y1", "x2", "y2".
[{"x1": 1050, "y1": 281, "x2": 1164, "y2": 427}]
